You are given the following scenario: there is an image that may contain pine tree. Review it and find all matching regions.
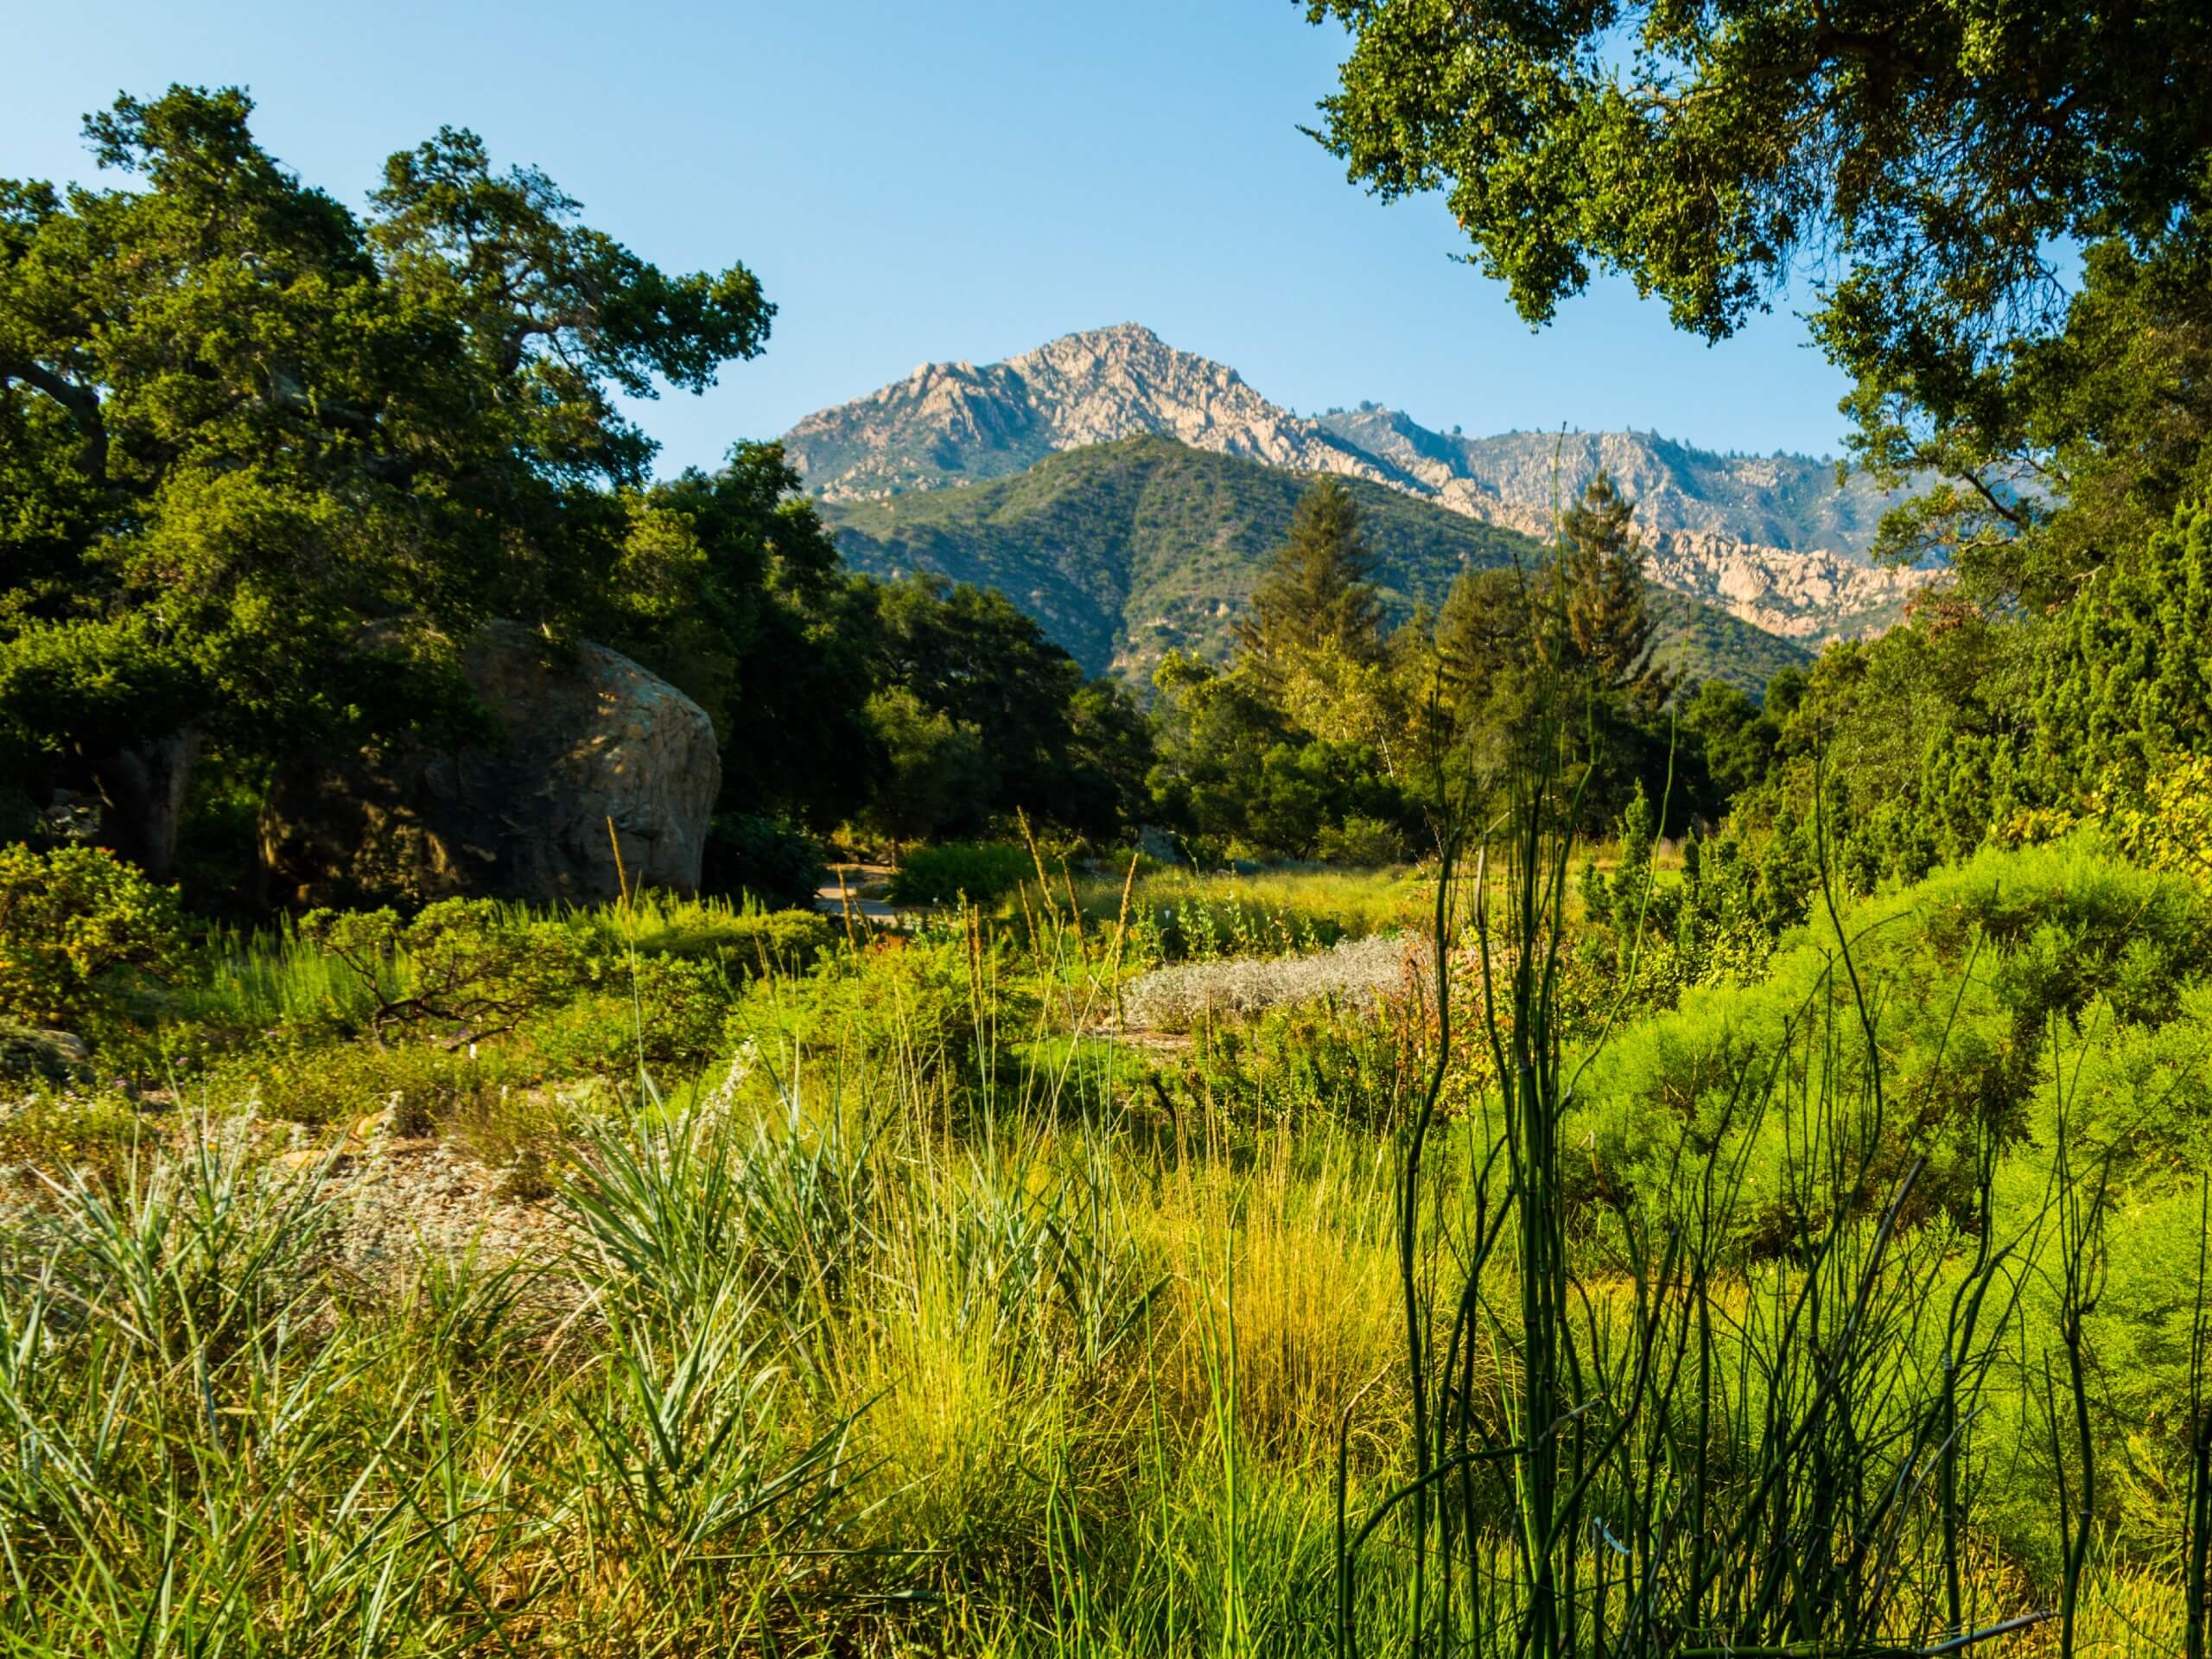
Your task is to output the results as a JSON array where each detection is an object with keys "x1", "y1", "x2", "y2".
[
  {"x1": 1236, "y1": 478, "x2": 1385, "y2": 688},
  {"x1": 1547, "y1": 472, "x2": 1673, "y2": 713},
  {"x1": 1432, "y1": 565, "x2": 1534, "y2": 717}
]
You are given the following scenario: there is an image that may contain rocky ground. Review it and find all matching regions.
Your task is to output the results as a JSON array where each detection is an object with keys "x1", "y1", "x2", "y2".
[{"x1": 314, "y1": 1130, "x2": 575, "y2": 1281}]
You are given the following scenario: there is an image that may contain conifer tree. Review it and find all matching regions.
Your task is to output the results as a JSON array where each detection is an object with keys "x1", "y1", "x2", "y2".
[
  {"x1": 1432, "y1": 565, "x2": 1533, "y2": 718},
  {"x1": 1236, "y1": 477, "x2": 1385, "y2": 689},
  {"x1": 1548, "y1": 472, "x2": 1673, "y2": 713}
]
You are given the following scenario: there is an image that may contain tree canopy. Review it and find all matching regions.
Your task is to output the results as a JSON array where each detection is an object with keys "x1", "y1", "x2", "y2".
[
  {"x1": 1305, "y1": 0, "x2": 2212, "y2": 604},
  {"x1": 0, "y1": 86, "x2": 773, "y2": 879},
  {"x1": 1236, "y1": 475, "x2": 1385, "y2": 687},
  {"x1": 1304, "y1": 0, "x2": 2212, "y2": 362}
]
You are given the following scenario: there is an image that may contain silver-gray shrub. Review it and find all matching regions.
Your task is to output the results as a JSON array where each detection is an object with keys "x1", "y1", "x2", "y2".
[{"x1": 1122, "y1": 931, "x2": 1429, "y2": 1032}]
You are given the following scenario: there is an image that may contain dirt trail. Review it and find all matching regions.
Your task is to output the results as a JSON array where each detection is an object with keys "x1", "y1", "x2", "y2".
[{"x1": 812, "y1": 862, "x2": 902, "y2": 924}]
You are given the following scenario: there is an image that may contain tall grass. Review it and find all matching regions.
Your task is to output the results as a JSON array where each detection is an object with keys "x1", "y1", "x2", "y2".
[
  {"x1": 1072, "y1": 865, "x2": 1429, "y2": 964},
  {"x1": 181, "y1": 891, "x2": 829, "y2": 1035},
  {"x1": 3, "y1": 812, "x2": 2208, "y2": 1649},
  {"x1": 1326, "y1": 677, "x2": 2189, "y2": 1656}
]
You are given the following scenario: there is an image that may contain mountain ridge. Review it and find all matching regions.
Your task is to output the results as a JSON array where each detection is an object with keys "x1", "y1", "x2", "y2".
[
  {"x1": 784, "y1": 323, "x2": 1942, "y2": 639},
  {"x1": 818, "y1": 434, "x2": 1814, "y2": 695}
]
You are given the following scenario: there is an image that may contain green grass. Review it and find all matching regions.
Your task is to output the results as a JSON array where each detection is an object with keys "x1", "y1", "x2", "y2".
[
  {"x1": 1075, "y1": 862, "x2": 1431, "y2": 963},
  {"x1": 0, "y1": 841, "x2": 2207, "y2": 1652}
]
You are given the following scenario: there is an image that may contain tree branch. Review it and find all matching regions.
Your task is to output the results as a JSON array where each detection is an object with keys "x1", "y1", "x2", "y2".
[{"x1": 0, "y1": 356, "x2": 107, "y2": 482}]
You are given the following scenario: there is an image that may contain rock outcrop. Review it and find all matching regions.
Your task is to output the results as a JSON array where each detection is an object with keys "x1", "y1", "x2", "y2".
[
  {"x1": 783, "y1": 322, "x2": 1409, "y2": 505},
  {"x1": 264, "y1": 622, "x2": 720, "y2": 907}
]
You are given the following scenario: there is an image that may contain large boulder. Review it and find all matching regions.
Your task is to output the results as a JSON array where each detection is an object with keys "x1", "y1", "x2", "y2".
[{"x1": 264, "y1": 621, "x2": 721, "y2": 906}]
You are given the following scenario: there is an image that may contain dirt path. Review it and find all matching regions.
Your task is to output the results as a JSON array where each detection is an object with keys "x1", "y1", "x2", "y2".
[{"x1": 812, "y1": 862, "x2": 903, "y2": 925}]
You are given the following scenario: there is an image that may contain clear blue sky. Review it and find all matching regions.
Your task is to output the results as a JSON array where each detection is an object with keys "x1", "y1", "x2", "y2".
[{"x1": 4, "y1": 0, "x2": 1854, "y2": 474}]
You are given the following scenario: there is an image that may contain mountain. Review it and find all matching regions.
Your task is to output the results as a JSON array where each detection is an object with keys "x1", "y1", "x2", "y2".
[
  {"x1": 784, "y1": 323, "x2": 1942, "y2": 640},
  {"x1": 785, "y1": 323, "x2": 1402, "y2": 503},
  {"x1": 819, "y1": 435, "x2": 1811, "y2": 693},
  {"x1": 1311, "y1": 411, "x2": 1929, "y2": 639}
]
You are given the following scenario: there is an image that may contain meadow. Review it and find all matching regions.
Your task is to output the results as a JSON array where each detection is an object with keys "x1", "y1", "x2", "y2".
[
  {"x1": 2, "y1": 826, "x2": 2207, "y2": 1656},
  {"x1": 11, "y1": 28, "x2": 2212, "y2": 1656}
]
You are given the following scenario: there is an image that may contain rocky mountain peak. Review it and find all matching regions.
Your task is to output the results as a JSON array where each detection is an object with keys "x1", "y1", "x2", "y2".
[{"x1": 782, "y1": 325, "x2": 1941, "y2": 639}]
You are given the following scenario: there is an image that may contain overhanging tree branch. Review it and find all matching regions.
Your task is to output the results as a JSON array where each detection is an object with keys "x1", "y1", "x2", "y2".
[{"x1": 1, "y1": 355, "x2": 108, "y2": 482}]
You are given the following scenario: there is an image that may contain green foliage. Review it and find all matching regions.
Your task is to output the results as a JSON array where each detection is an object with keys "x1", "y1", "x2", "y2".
[
  {"x1": 1302, "y1": 0, "x2": 2212, "y2": 944},
  {"x1": 1146, "y1": 652, "x2": 1411, "y2": 860},
  {"x1": 1167, "y1": 993, "x2": 1421, "y2": 1132},
  {"x1": 296, "y1": 898, "x2": 588, "y2": 1039},
  {"x1": 1569, "y1": 836, "x2": 2212, "y2": 1227},
  {"x1": 1548, "y1": 472, "x2": 1671, "y2": 714},
  {"x1": 612, "y1": 898, "x2": 833, "y2": 975},
  {"x1": 1236, "y1": 476, "x2": 1384, "y2": 688},
  {"x1": 607, "y1": 447, "x2": 876, "y2": 834},
  {"x1": 0, "y1": 826, "x2": 2203, "y2": 1646},
  {"x1": 2035, "y1": 499, "x2": 2212, "y2": 798},
  {"x1": 1677, "y1": 677, "x2": 1782, "y2": 806},
  {"x1": 523, "y1": 953, "x2": 743, "y2": 1079},
  {"x1": 859, "y1": 684, "x2": 995, "y2": 846},
  {"x1": 1419, "y1": 474, "x2": 1702, "y2": 835},
  {"x1": 1303, "y1": 0, "x2": 2209, "y2": 420},
  {"x1": 729, "y1": 932, "x2": 1029, "y2": 1086},
  {"x1": 1640, "y1": 594, "x2": 1814, "y2": 697},
  {"x1": 887, "y1": 842, "x2": 1035, "y2": 906},
  {"x1": 0, "y1": 1082, "x2": 143, "y2": 1174},
  {"x1": 2094, "y1": 753, "x2": 2212, "y2": 883},
  {"x1": 823, "y1": 434, "x2": 1800, "y2": 694},
  {"x1": 212, "y1": 1035, "x2": 511, "y2": 1130},
  {"x1": 1316, "y1": 815, "x2": 1407, "y2": 868},
  {"x1": 0, "y1": 88, "x2": 772, "y2": 888},
  {"x1": 857, "y1": 573, "x2": 1150, "y2": 839},
  {"x1": 1719, "y1": 499, "x2": 2212, "y2": 899},
  {"x1": 702, "y1": 811, "x2": 825, "y2": 910},
  {"x1": 0, "y1": 842, "x2": 184, "y2": 1042}
]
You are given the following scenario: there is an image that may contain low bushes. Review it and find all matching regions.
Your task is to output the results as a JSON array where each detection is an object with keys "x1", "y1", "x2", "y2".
[
  {"x1": 523, "y1": 953, "x2": 745, "y2": 1078},
  {"x1": 601, "y1": 897, "x2": 834, "y2": 973},
  {"x1": 887, "y1": 841, "x2": 1034, "y2": 906},
  {"x1": 702, "y1": 811, "x2": 825, "y2": 909},
  {"x1": 208, "y1": 1037, "x2": 514, "y2": 1132},
  {"x1": 1315, "y1": 814, "x2": 1407, "y2": 867},
  {"x1": 0, "y1": 842, "x2": 186, "y2": 1053},
  {"x1": 1566, "y1": 832, "x2": 2212, "y2": 1232}
]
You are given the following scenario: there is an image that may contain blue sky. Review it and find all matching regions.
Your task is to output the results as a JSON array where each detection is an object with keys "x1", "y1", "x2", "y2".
[{"x1": 5, "y1": 0, "x2": 1854, "y2": 474}]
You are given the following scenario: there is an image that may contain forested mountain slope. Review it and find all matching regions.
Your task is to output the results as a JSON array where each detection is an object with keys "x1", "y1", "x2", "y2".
[{"x1": 820, "y1": 435, "x2": 1812, "y2": 691}]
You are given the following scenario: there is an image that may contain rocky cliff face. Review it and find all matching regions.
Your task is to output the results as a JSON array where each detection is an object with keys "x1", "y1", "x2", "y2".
[
  {"x1": 784, "y1": 323, "x2": 1406, "y2": 503},
  {"x1": 784, "y1": 324, "x2": 1941, "y2": 639}
]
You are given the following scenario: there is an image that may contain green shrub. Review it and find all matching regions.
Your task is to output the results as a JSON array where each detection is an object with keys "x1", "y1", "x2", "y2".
[
  {"x1": 730, "y1": 933, "x2": 1027, "y2": 1083},
  {"x1": 297, "y1": 899, "x2": 588, "y2": 1039},
  {"x1": 887, "y1": 842, "x2": 1033, "y2": 906},
  {"x1": 1316, "y1": 815, "x2": 1407, "y2": 867},
  {"x1": 702, "y1": 812, "x2": 825, "y2": 909},
  {"x1": 1566, "y1": 834, "x2": 2212, "y2": 1235},
  {"x1": 0, "y1": 842, "x2": 186, "y2": 1045},
  {"x1": 523, "y1": 954, "x2": 743, "y2": 1079},
  {"x1": 0, "y1": 1084, "x2": 144, "y2": 1179},
  {"x1": 602, "y1": 898, "x2": 834, "y2": 975},
  {"x1": 210, "y1": 1037, "x2": 514, "y2": 1130}
]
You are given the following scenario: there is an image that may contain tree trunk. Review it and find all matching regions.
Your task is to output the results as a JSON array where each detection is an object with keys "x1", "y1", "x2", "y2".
[{"x1": 93, "y1": 724, "x2": 205, "y2": 880}]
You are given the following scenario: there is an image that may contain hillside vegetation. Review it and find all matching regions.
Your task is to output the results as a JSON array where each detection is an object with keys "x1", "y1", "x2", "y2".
[{"x1": 823, "y1": 435, "x2": 1812, "y2": 690}]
